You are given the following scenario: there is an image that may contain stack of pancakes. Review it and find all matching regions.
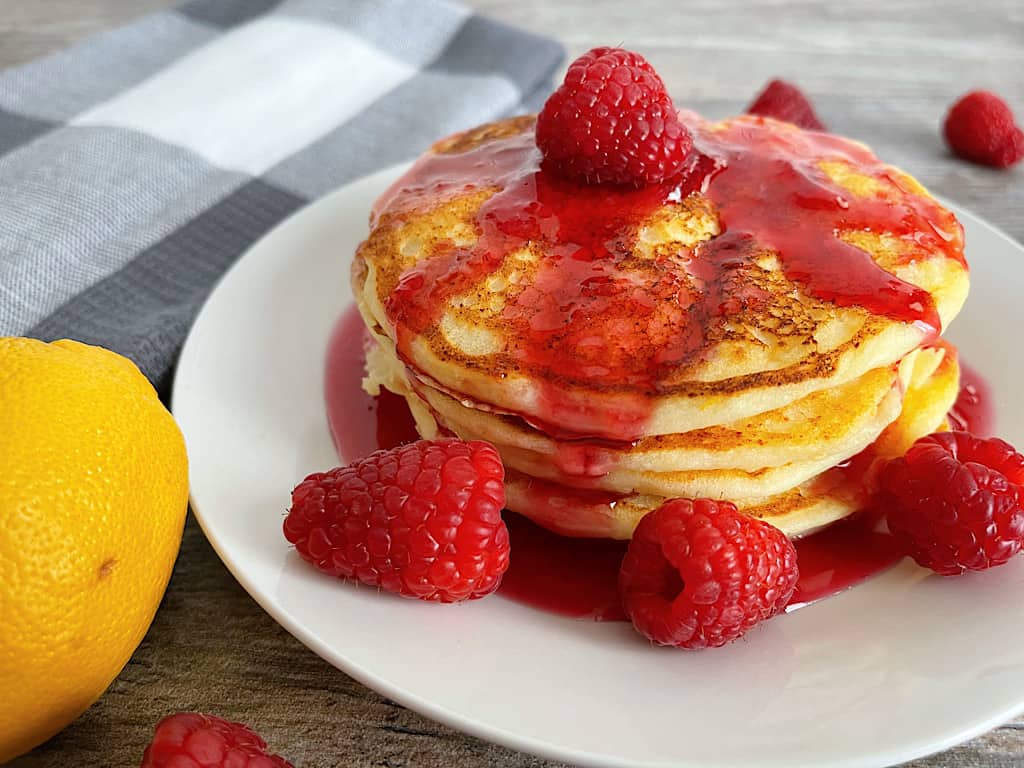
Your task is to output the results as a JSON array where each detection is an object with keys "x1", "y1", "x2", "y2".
[{"x1": 351, "y1": 113, "x2": 969, "y2": 539}]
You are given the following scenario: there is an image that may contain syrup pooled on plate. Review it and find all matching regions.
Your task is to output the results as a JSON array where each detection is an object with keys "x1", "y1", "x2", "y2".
[
  {"x1": 324, "y1": 305, "x2": 943, "y2": 619},
  {"x1": 948, "y1": 361, "x2": 994, "y2": 436},
  {"x1": 324, "y1": 306, "x2": 419, "y2": 463}
]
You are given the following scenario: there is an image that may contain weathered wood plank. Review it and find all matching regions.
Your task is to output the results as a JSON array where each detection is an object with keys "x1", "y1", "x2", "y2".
[{"x1": 0, "y1": 1, "x2": 176, "y2": 67}]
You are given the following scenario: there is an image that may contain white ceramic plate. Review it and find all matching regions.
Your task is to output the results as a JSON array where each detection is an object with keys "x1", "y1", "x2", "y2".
[{"x1": 173, "y1": 163, "x2": 1024, "y2": 768}]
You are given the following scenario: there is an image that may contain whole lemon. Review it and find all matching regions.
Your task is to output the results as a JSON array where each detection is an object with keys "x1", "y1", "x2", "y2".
[{"x1": 0, "y1": 338, "x2": 189, "y2": 762}]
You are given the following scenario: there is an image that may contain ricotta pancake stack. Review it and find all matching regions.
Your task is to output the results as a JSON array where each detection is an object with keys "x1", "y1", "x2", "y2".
[{"x1": 351, "y1": 112, "x2": 969, "y2": 539}]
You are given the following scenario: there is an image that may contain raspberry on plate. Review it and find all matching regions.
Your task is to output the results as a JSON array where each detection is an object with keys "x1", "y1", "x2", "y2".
[
  {"x1": 141, "y1": 712, "x2": 292, "y2": 768},
  {"x1": 745, "y1": 78, "x2": 826, "y2": 131},
  {"x1": 943, "y1": 90, "x2": 1024, "y2": 168},
  {"x1": 536, "y1": 46, "x2": 693, "y2": 186},
  {"x1": 618, "y1": 498, "x2": 799, "y2": 649},
  {"x1": 283, "y1": 439, "x2": 509, "y2": 602},
  {"x1": 879, "y1": 432, "x2": 1024, "y2": 575}
]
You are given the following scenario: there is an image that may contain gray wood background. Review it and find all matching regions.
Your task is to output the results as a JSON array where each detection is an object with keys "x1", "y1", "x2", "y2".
[{"x1": 2, "y1": 1, "x2": 1023, "y2": 767}]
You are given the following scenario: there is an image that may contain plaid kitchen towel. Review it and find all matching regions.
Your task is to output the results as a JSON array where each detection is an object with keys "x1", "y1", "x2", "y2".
[{"x1": 0, "y1": 0, "x2": 563, "y2": 389}]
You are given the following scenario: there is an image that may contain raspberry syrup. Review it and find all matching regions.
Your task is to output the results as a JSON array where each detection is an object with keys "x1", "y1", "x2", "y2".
[
  {"x1": 375, "y1": 114, "x2": 964, "y2": 441},
  {"x1": 324, "y1": 306, "x2": 419, "y2": 462},
  {"x1": 324, "y1": 306, "x2": 925, "y2": 620},
  {"x1": 948, "y1": 361, "x2": 994, "y2": 436}
]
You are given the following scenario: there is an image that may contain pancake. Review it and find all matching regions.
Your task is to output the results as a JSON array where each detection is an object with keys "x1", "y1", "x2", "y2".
[
  {"x1": 408, "y1": 362, "x2": 906, "y2": 474},
  {"x1": 500, "y1": 471, "x2": 853, "y2": 540},
  {"x1": 366, "y1": 331, "x2": 958, "y2": 538},
  {"x1": 501, "y1": 344, "x2": 960, "y2": 539},
  {"x1": 353, "y1": 113, "x2": 968, "y2": 442},
  {"x1": 365, "y1": 338, "x2": 908, "y2": 498}
]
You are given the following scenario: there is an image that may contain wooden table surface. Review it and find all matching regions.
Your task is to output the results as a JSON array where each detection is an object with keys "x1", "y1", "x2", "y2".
[{"x1": 4, "y1": 2, "x2": 1023, "y2": 767}]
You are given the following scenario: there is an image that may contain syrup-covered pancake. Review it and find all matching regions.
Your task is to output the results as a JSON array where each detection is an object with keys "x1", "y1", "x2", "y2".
[
  {"x1": 353, "y1": 113, "x2": 968, "y2": 442},
  {"x1": 352, "y1": 110, "x2": 970, "y2": 540}
]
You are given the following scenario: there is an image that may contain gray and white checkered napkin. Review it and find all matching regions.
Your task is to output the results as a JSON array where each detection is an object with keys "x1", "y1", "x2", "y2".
[{"x1": 0, "y1": 0, "x2": 563, "y2": 388}]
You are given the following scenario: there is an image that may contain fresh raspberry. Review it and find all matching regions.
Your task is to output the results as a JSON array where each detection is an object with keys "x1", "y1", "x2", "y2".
[
  {"x1": 283, "y1": 439, "x2": 509, "y2": 602},
  {"x1": 879, "y1": 432, "x2": 1024, "y2": 575},
  {"x1": 618, "y1": 499, "x2": 798, "y2": 649},
  {"x1": 141, "y1": 712, "x2": 292, "y2": 768},
  {"x1": 943, "y1": 90, "x2": 1024, "y2": 168},
  {"x1": 745, "y1": 79, "x2": 826, "y2": 131},
  {"x1": 536, "y1": 47, "x2": 693, "y2": 186}
]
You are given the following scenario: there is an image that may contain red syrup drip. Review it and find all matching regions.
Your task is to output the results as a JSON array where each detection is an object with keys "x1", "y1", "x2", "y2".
[
  {"x1": 324, "y1": 307, "x2": 420, "y2": 462},
  {"x1": 375, "y1": 115, "x2": 963, "y2": 441},
  {"x1": 691, "y1": 119, "x2": 959, "y2": 338},
  {"x1": 324, "y1": 307, "x2": 910, "y2": 621},
  {"x1": 948, "y1": 361, "x2": 994, "y2": 436}
]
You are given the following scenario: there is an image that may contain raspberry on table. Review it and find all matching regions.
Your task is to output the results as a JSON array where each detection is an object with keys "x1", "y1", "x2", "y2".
[
  {"x1": 283, "y1": 439, "x2": 509, "y2": 602},
  {"x1": 943, "y1": 90, "x2": 1024, "y2": 168},
  {"x1": 536, "y1": 46, "x2": 693, "y2": 186},
  {"x1": 618, "y1": 498, "x2": 799, "y2": 649},
  {"x1": 879, "y1": 432, "x2": 1024, "y2": 575},
  {"x1": 745, "y1": 79, "x2": 826, "y2": 131},
  {"x1": 141, "y1": 712, "x2": 292, "y2": 768}
]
